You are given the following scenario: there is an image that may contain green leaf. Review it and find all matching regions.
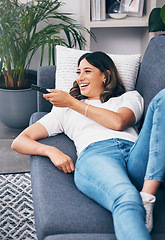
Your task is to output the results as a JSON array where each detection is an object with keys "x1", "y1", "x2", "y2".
[
  {"x1": 52, "y1": 37, "x2": 55, "y2": 65},
  {"x1": 0, "y1": 58, "x2": 3, "y2": 72},
  {"x1": 0, "y1": 0, "x2": 94, "y2": 88},
  {"x1": 160, "y1": 5, "x2": 165, "y2": 24},
  {"x1": 63, "y1": 27, "x2": 72, "y2": 48},
  {"x1": 149, "y1": 7, "x2": 165, "y2": 32},
  {"x1": 40, "y1": 35, "x2": 46, "y2": 66},
  {"x1": 48, "y1": 36, "x2": 51, "y2": 65}
]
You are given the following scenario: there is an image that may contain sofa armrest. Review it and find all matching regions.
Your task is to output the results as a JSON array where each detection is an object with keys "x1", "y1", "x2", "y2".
[{"x1": 37, "y1": 65, "x2": 56, "y2": 112}]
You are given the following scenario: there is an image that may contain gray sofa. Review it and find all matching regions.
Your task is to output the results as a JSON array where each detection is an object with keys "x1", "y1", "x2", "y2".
[{"x1": 30, "y1": 35, "x2": 165, "y2": 240}]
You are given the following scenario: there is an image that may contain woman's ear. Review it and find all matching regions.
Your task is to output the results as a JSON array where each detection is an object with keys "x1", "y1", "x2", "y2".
[
  {"x1": 103, "y1": 70, "x2": 111, "y2": 83},
  {"x1": 107, "y1": 70, "x2": 111, "y2": 77},
  {"x1": 103, "y1": 74, "x2": 106, "y2": 83}
]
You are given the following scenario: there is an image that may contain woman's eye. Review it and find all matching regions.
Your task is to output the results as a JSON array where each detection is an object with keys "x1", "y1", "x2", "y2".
[{"x1": 76, "y1": 70, "x2": 91, "y2": 75}]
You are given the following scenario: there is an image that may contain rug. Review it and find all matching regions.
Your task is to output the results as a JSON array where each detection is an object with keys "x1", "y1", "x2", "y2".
[{"x1": 0, "y1": 173, "x2": 37, "y2": 239}]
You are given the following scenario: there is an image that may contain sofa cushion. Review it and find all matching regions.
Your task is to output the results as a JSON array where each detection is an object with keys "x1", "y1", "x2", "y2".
[
  {"x1": 44, "y1": 233, "x2": 165, "y2": 240},
  {"x1": 30, "y1": 113, "x2": 114, "y2": 240},
  {"x1": 30, "y1": 112, "x2": 165, "y2": 240},
  {"x1": 136, "y1": 34, "x2": 165, "y2": 116},
  {"x1": 55, "y1": 45, "x2": 141, "y2": 92},
  {"x1": 44, "y1": 233, "x2": 117, "y2": 240}
]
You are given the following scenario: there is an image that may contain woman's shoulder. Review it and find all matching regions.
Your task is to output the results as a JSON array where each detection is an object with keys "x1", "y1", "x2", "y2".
[
  {"x1": 121, "y1": 90, "x2": 143, "y2": 102},
  {"x1": 122, "y1": 90, "x2": 142, "y2": 97},
  {"x1": 106, "y1": 90, "x2": 143, "y2": 103}
]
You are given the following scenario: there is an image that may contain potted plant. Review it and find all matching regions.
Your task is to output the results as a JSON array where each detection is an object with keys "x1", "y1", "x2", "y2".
[
  {"x1": 0, "y1": 0, "x2": 92, "y2": 129},
  {"x1": 148, "y1": 4, "x2": 165, "y2": 32}
]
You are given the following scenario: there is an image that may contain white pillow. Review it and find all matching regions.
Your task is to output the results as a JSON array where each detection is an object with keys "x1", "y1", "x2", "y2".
[{"x1": 55, "y1": 45, "x2": 141, "y2": 92}]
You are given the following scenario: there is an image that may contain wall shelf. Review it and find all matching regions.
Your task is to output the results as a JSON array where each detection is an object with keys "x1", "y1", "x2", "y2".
[
  {"x1": 89, "y1": 15, "x2": 149, "y2": 28},
  {"x1": 84, "y1": 0, "x2": 157, "y2": 54}
]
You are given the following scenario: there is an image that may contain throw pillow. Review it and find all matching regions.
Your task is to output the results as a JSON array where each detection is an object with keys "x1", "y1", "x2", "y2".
[{"x1": 55, "y1": 45, "x2": 141, "y2": 92}]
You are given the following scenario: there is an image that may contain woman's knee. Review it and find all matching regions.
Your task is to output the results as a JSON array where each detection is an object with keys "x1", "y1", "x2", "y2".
[
  {"x1": 154, "y1": 88, "x2": 165, "y2": 101},
  {"x1": 148, "y1": 88, "x2": 165, "y2": 112},
  {"x1": 111, "y1": 184, "x2": 144, "y2": 213}
]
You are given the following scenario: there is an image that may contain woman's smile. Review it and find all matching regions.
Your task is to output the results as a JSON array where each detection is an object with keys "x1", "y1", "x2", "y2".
[
  {"x1": 80, "y1": 82, "x2": 90, "y2": 91},
  {"x1": 76, "y1": 59, "x2": 105, "y2": 100}
]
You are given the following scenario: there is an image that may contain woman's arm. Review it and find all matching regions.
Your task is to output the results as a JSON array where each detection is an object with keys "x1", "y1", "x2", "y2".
[
  {"x1": 11, "y1": 122, "x2": 75, "y2": 173},
  {"x1": 70, "y1": 99, "x2": 135, "y2": 131},
  {"x1": 44, "y1": 89, "x2": 136, "y2": 131}
]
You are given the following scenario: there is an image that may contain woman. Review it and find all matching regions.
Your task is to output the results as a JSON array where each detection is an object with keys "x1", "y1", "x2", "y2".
[{"x1": 11, "y1": 52, "x2": 165, "y2": 240}]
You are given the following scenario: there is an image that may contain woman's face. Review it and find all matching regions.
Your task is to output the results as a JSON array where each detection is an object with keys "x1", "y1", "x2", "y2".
[{"x1": 76, "y1": 58, "x2": 105, "y2": 100}]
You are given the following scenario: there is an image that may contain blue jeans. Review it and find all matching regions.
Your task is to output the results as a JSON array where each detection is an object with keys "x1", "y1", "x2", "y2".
[{"x1": 74, "y1": 89, "x2": 165, "y2": 240}]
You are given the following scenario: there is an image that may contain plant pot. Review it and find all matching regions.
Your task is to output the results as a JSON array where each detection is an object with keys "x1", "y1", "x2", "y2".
[{"x1": 0, "y1": 88, "x2": 37, "y2": 130}]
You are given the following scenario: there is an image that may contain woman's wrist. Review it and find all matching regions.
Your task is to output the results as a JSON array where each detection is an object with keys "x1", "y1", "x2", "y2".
[
  {"x1": 85, "y1": 104, "x2": 90, "y2": 117},
  {"x1": 69, "y1": 97, "x2": 88, "y2": 116},
  {"x1": 67, "y1": 94, "x2": 78, "y2": 108},
  {"x1": 42, "y1": 145, "x2": 56, "y2": 157}
]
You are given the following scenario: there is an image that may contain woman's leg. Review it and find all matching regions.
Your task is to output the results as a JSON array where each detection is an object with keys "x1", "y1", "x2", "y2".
[
  {"x1": 142, "y1": 180, "x2": 160, "y2": 195},
  {"x1": 74, "y1": 139, "x2": 151, "y2": 240},
  {"x1": 127, "y1": 88, "x2": 165, "y2": 191},
  {"x1": 127, "y1": 89, "x2": 165, "y2": 232}
]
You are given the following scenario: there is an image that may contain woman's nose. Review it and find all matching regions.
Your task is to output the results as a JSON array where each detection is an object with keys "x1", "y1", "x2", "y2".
[{"x1": 77, "y1": 73, "x2": 85, "y2": 81}]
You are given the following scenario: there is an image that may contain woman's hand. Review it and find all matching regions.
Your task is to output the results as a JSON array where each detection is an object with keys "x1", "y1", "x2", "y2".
[
  {"x1": 11, "y1": 122, "x2": 75, "y2": 174},
  {"x1": 46, "y1": 146, "x2": 75, "y2": 173},
  {"x1": 43, "y1": 89, "x2": 74, "y2": 108}
]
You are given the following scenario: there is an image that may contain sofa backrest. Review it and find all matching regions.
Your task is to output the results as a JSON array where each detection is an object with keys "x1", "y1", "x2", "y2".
[
  {"x1": 37, "y1": 35, "x2": 165, "y2": 116},
  {"x1": 135, "y1": 34, "x2": 165, "y2": 116},
  {"x1": 37, "y1": 65, "x2": 56, "y2": 112}
]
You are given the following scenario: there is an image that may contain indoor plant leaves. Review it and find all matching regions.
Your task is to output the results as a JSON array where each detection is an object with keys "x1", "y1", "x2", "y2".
[
  {"x1": 149, "y1": 5, "x2": 165, "y2": 32},
  {"x1": 0, "y1": 0, "x2": 93, "y2": 88}
]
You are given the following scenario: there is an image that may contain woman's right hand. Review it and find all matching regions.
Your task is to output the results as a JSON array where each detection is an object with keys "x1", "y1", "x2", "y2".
[
  {"x1": 46, "y1": 146, "x2": 75, "y2": 173},
  {"x1": 43, "y1": 89, "x2": 74, "y2": 108},
  {"x1": 11, "y1": 122, "x2": 75, "y2": 174}
]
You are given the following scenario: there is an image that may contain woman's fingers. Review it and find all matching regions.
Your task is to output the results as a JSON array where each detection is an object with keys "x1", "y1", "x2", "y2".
[
  {"x1": 43, "y1": 89, "x2": 73, "y2": 108},
  {"x1": 51, "y1": 153, "x2": 75, "y2": 173},
  {"x1": 61, "y1": 158, "x2": 75, "y2": 173}
]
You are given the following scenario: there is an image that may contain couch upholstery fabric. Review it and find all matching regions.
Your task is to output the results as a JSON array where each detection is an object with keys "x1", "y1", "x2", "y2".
[{"x1": 30, "y1": 35, "x2": 165, "y2": 240}]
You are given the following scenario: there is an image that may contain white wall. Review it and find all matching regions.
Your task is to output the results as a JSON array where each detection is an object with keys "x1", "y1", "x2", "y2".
[
  {"x1": 20, "y1": 0, "x2": 163, "y2": 69},
  {"x1": 157, "y1": 0, "x2": 165, "y2": 7},
  {"x1": 90, "y1": 28, "x2": 143, "y2": 54}
]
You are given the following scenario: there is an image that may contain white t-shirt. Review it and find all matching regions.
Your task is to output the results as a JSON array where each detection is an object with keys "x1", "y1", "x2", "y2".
[{"x1": 38, "y1": 91, "x2": 144, "y2": 155}]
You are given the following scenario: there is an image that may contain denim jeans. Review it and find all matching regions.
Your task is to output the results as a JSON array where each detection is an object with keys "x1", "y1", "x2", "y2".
[{"x1": 74, "y1": 89, "x2": 165, "y2": 240}]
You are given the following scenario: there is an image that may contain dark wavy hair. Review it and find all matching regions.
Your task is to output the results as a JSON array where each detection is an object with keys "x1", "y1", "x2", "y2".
[{"x1": 69, "y1": 51, "x2": 126, "y2": 103}]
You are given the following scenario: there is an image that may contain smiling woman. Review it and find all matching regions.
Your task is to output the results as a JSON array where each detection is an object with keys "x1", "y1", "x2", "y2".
[
  {"x1": 76, "y1": 60, "x2": 105, "y2": 100},
  {"x1": 70, "y1": 51, "x2": 125, "y2": 102},
  {"x1": 11, "y1": 49, "x2": 165, "y2": 240}
]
